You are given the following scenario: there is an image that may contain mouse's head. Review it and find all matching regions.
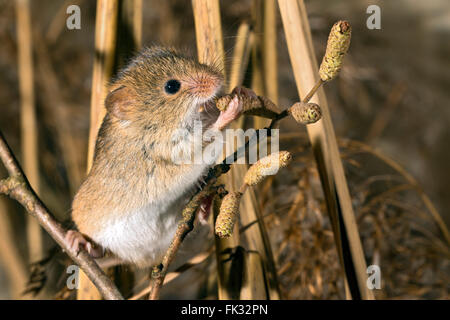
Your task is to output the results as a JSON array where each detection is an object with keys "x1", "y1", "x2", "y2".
[{"x1": 105, "y1": 47, "x2": 224, "y2": 133}]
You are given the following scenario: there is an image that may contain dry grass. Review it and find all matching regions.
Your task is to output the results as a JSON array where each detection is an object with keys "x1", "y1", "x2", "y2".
[{"x1": 264, "y1": 132, "x2": 450, "y2": 299}]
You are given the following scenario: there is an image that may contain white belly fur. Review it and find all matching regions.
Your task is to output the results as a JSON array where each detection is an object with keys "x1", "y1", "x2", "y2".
[{"x1": 92, "y1": 164, "x2": 213, "y2": 268}]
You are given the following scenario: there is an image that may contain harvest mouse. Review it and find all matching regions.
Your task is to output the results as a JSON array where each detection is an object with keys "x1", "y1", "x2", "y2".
[{"x1": 65, "y1": 47, "x2": 253, "y2": 268}]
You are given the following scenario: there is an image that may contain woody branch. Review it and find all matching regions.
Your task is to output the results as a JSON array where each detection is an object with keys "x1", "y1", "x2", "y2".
[{"x1": 0, "y1": 130, "x2": 123, "y2": 300}]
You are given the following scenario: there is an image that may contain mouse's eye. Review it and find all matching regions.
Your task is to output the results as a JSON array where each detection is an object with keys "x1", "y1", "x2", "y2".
[{"x1": 164, "y1": 79, "x2": 181, "y2": 95}]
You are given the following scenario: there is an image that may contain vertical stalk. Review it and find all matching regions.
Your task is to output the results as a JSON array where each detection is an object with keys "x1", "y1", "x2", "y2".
[
  {"x1": 0, "y1": 201, "x2": 28, "y2": 298},
  {"x1": 238, "y1": 0, "x2": 281, "y2": 300},
  {"x1": 263, "y1": 0, "x2": 278, "y2": 105},
  {"x1": 251, "y1": 0, "x2": 278, "y2": 127},
  {"x1": 15, "y1": 0, "x2": 43, "y2": 264},
  {"x1": 193, "y1": 1, "x2": 280, "y2": 299},
  {"x1": 278, "y1": 0, "x2": 374, "y2": 300},
  {"x1": 193, "y1": 0, "x2": 241, "y2": 300},
  {"x1": 78, "y1": 0, "x2": 119, "y2": 300},
  {"x1": 86, "y1": 0, "x2": 119, "y2": 170},
  {"x1": 250, "y1": 0, "x2": 265, "y2": 128}
]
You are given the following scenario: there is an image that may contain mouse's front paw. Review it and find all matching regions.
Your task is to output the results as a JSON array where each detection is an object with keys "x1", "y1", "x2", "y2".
[
  {"x1": 65, "y1": 230, "x2": 104, "y2": 258},
  {"x1": 213, "y1": 95, "x2": 243, "y2": 131}
]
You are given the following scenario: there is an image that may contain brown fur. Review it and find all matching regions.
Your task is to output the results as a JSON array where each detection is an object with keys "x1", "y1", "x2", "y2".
[{"x1": 72, "y1": 47, "x2": 223, "y2": 237}]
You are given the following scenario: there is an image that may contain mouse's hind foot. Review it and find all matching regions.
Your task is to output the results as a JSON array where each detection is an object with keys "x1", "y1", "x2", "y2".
[{"x1": 65, "y1": 230, "x2": 104, "y2": 258}]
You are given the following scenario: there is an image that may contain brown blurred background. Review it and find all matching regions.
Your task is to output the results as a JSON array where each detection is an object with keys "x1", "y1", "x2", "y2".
[{"x1": 0, "y1": 0, "x2": 448, "y2": 299}]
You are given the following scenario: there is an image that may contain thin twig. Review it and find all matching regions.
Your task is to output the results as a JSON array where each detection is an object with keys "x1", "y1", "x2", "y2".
[
  {"x1": 0, "y1": 131, "x2": 123, "y2": 300},
  {"x1": 148, "y1": 182, "x2": 226, "y2": 300}
]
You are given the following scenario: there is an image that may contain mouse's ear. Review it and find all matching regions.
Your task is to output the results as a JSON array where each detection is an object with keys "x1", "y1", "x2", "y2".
[{"x1": 105, "y1": 85, "x2": 136, "y2": 120}]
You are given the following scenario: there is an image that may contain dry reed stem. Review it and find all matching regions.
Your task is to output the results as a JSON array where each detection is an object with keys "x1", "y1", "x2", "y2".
[
  {"x1": 0, "y1": 200, "x2": 28, "y2": 298},
  {"x1": 228, "y1": 21, "x2": 253, "y2": 130},
  {"x1": 122, "y1": 0, "x2": 142, "y2": 50},
  {"x1": 240, "y1": 251, "x2": 267, "y2": 299},
  {"x1": 192, "y1": 0, "x2": 245, "y2": 300},
  {"x1": 229, "y1": 1, "x2": 281, "y2": 299},
  {"x1": 278, "y1": 0, "x2": 374, "y2": 300},
  {"x1": 263, "y1": 0, "x2": 279, "y2": 105},
  {"x1": 215, "y1": 14, "x2": 315, "y2": 297},
  {"x1": 79, "y1": 0, "x2": 119, "y2": 300},
  {"x1": 15, "y1": 0, "x2": 43, "y2": 265},
  {"x1": 250, "y1": 0, "x2": 266, "y2": 128},
  {"x1": 192, "y1": 0, "x2": 225, "y2": 71},
  {"x1": 0, "y1": 131, "x2": 123, "y2": 300},
  {"x1": 86, "y1": 0, "x2": 119, "y2": 170},
  {"x1": 229, "y1": 21, "x2": 252, "y2": 97}
]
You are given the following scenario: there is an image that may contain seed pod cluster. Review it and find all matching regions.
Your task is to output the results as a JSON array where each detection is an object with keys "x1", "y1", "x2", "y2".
[
  {"x1": 319, "y1": 20, "x2": 351, "y2": 82},
  {"x1": 244, "y1": 151, "x2": 292, "y2": 186},
  {"x1": 215, "y1": 192, "x2": 242, "y2": 238},
  {"x1": 289, "y1": 102, "x2": 322, "y2": 125}
]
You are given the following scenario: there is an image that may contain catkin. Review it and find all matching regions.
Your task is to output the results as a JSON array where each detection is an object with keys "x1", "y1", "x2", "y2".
[
  {"x1": 289, "y1": 102, "x2": 322, "y2": 125},
  {"x1": 319, "y1": 21, "x2": 351, "y2": 82},
  {"x1": 215, "y1": 192, "x2": 242, "y2": 238},
  {"x1": 215, "y1": 94, "x2": 279, "y2": 119},
  {"x1": 244, "y1": 151, "x2": 292, "y2": 186}
]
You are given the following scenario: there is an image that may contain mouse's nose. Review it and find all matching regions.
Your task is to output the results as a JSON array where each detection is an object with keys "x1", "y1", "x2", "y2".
[{"x1": 187, "y1": 72, "x2": 222, "y2": 100}]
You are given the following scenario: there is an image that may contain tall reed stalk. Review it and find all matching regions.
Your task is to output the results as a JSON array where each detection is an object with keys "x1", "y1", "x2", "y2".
[
  {"x1": 78, "y1": 0, "x2": 119, "y2": 300},
  {"x1": 192, "y1": 0, "x2": 242, "y2": 300},
  {"x1": 278, "y1": 0, "x2": 374, "y2": 300},
  {"x1": 16, "y1": 0, "x2": 43, "y2": 268},
  {"x1": 193, "y1": 0, "x2": 281, "y2": 299}
]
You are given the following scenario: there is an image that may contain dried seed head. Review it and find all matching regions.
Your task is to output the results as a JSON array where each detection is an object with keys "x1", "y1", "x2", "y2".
[
  {"x1": 244, "y1": 151, "x2": 292, "y2": 186},
  {"x1": 215, "y1": 192, "x2": 242, "y2": 238},
  {"x1": 215, "y1": 95, "x2": 232, "y2": 111},
  {"x1": 289, "y1": 102, "x2": 322, "y2": 125},
  {"x1": 215, "y1": 94, "x2": 279, "y2": 119},
  {"x1": 319, "y1": 21, "x2": 351, "y2": 82}
]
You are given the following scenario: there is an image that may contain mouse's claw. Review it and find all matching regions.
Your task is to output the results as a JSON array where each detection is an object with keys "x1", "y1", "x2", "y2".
[{"x1": 65, "y1": 230, "x2": 104, "y2": 258}]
